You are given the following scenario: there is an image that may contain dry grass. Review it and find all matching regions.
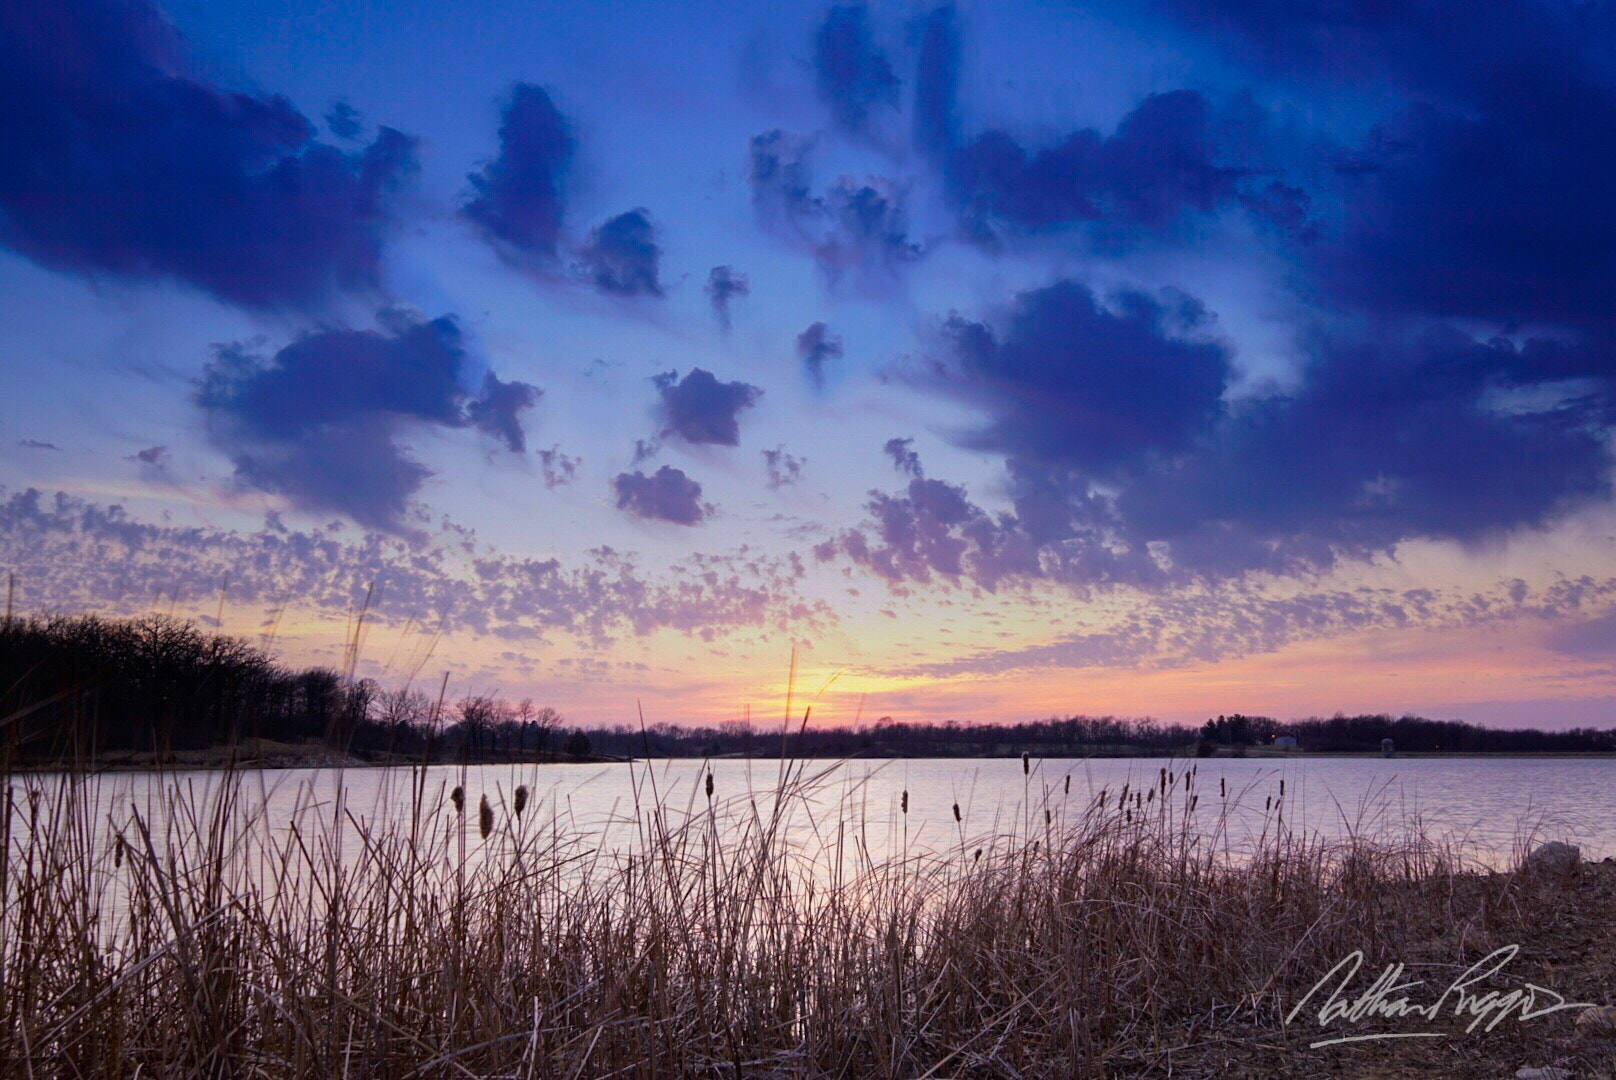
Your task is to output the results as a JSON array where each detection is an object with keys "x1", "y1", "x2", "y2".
[{"x1": 1, "y1": 755, "x2": 1610, "y2": 1077}]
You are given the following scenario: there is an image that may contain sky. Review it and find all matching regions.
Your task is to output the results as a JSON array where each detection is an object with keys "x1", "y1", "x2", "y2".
[{"x1": 3, "y1": 0, "x2": 1616, "y2": 730}]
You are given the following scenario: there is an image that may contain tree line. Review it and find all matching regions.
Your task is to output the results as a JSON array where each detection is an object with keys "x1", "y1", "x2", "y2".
[
  {"x1": 3, "y1": 613, "x2": 1612, "y2": 764},
  {"x1": 0, "y1": 613, "x2": 578, "y2": 763}
]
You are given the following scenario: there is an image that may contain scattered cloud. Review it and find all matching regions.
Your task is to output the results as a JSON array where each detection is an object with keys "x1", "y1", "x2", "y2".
[
  {"x1": 813, "y1": 4, "x2": 900, "y2": 137},
  {"x1": 467, "y1": 373, "x2": 542, "y2": 453},
  {"x1": 654, "y1": 368, "x2": 762, "y2": 446},
  {"x1": 763, "y1": 446, "x2": 804, "y2": 489},
  {"x1": 577, "y1": 208, "x2": 663, "y2": 297},
  {"x1": 462, "y1": 83, "x2": 574, "y2": 265},
  {"x1": 882, "y1": 437, "x2": 922, "y2": 477},
  {"x1": 612, "y1": 466, "x2": 707, "y2": 525},
  {"x1": 0, "y1": 487, "x2": 825, "y2": 642},
  {"x1": 796, "y1": 322, "x2": 844, "y2": 384},
  {"x1": 705, "y1": 265, "x2": 750, "y2": 330},
  {"x1": 196, "y1": 309, "x2": 537, "y2": 532},
  {"x1": 537, "y1": 446, "x2": 579, "y2": 488},
  {"x1": 748, "y1": 132, "x2": 921, "y2": 278}
]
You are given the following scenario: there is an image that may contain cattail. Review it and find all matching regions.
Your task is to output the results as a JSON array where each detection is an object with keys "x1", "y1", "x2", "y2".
[
  {"x1": 514, "y1": 784, "x2": 529, "y2": 817},
  {"x1": 1190, "y1": 795, "x2": 1199, "y2": 812},
  {"x1": 1220, "y1": 777, "x2": 1226, "y2": 798},
  {"x1": 113, "y1": 833, "x2": 125, "y2": 868},
  {"x1": 478, "y1": 795, "x2": 493, "y2": 839},
  {"x1": 1159, "y1": 766, "x2": 1167, "y2": 790},
  {"x1": 973, "y1": 848, "x2": 982, "y2": 862},
  {"x1": 451, "y1": 785, "x2": 465, "y2": 813},
  {"x1": 1135, "y1": 792, "x2": 1142, "y2": 809},
  {"x1": 705, "y1": 771, "x2": 714, "y2": 800},
  {"x1": 1279, "y1": 779, "x2": 1286, "y2": 798},
  {"x1": 1126, "y1": 808, "x2": 1133, "y2": 822},
  {"x1": 1098, "y1": 790, "x2": 1107, "y2": 809},
  {"x1": 1045, "y1": 808, "x2": 1052, "y2": 825},
  {"x1": 1064, "y1": 775, "x2": 1071, "y2": 795},
  {"x1": 1147, "y1": 789, "x2": 1155, "y2": 804},
  {"x1": 901, "y1": 789, "x2": 908, "y2": 814},
  {"x1": 1022, "y1": 752, "x2": 1030, "y2": 776},
  {"x1": 953, "y1": 802, "x2": 961, "y2": 823},
  {"x1": 1265, "y1": 796, "x2": 1272, "y2": 812}
]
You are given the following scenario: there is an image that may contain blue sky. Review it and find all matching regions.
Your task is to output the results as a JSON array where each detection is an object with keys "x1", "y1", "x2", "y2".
[{"x1": 3, "y1": 0, "x2": 1616, "y2": 727}]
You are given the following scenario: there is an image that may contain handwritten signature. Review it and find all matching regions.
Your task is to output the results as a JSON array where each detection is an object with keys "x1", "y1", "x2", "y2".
[{"x1": 1288, "y1": 945, "x2": 1595, "y2": 1048}]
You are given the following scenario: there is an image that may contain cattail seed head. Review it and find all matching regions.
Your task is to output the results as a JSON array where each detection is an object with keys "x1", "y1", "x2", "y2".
[
  {"x1": 901, "y1": 789, "x2": 908, "y2": 814},
  {"x1": 1265, "y1": 796, "x2": 1272, "y2": 812},
  {"x1": 1064, "y1": 775, "x2": 1071, "y2": 795},
  {"x1": 1279, "y1": 779, "x2": 1285, "y2": 797},
  {"x1": 514, "y1": 784, "x2": 529, "y2": 817},
  {"x1": 478, "y1": 795, "x2": 493, "y2": 839},
  {"x1": 1022, "y1": 752, "x2": 1030, "y2": 776},
  {"x1": 1147, "y1": 789, "x2": 1155, "y2": 804},
  {"x1": 1190, "y1": 795, "x2": 1199, "y2": 812},
  {"x1": 952, "y1": 802, "x2": 961, "y2": 822},
  {"x1": 705, "y1": 771, "x2": 714, "y2": 799},
  {"x1": 973, "y1": 848, "x2": 982, "y2": 862},
  {"x1": 1098, "y1": 790, "x2": 1106, "y2": 809},
  {"x1": 113, "y1": 834, "x2": 124, "y2": 868},
  {"x1": 1045, "y1": 808, "x2": 1052, "y2": 825},
  {"x1": 450, "y1": 785, "x2": 465, "y2": 813},
  {"x1": 1220, "y1": 777, "x2": 1226, "y2": 798},
  {"x1": 1126, "y1": 808, "x2": 1132, "y2": 822}
]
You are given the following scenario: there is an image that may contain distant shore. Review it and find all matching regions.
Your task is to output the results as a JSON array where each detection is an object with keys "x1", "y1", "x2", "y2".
[{"x1": 12, "y1": 741, "x2": 1616, "y2": 772}]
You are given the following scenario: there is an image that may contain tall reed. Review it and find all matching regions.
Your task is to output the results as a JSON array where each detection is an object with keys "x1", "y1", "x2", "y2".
[{"x1": 0, "y1": 755, "x2": 1535, "y2": 1076}]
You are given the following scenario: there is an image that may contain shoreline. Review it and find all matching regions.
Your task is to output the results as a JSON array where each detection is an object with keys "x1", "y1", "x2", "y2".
[{"x1": 11, "y1": 745, "x2": 1616, "y2": 773}]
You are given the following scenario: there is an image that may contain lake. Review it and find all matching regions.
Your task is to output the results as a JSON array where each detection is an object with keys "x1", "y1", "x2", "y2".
[{"x1": 28, "y1": 754, "x2": 1616, "y2": 870}]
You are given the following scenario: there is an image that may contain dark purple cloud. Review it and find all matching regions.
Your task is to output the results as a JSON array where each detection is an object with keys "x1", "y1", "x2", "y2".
[
  {"x1": 796, "y1": 322, "x2": 845, "y2": 384},
  {"x1": 946, "y1": 90, "x2": 1248, "y2": 245},
  {"x1": 578, "y1": 209, "x2": 662, "y2": 296},
  {"x1": 762, "y1": 447, "x2": 804, "y2": 489},
  {"x1": 910, "y1": 5, "x2": 960, "y2": 160},
  {"x1": 748, "y1": 130, "x2": 817, "y2": 223},
  {"x1": 18, "y1": 440, "x2": 60, "y2": 451},
  {"x1": 467, "y1": 373, "x2": 543, "y2": 453},
  {"x1": 1156, "y1": 0, "x2": 1616, "y2": 343},
  {"x1": 197, "y1": 310, "x2": 538, "y2": 531},
  {"x1": 537, "y1": 446, "x2": 579, "y2": 488},
  {"x1": 325, "y1": 101, "x2": 363, "y2": 141},
  {"x1": 128, "y1": 445, "x2": 167, "y2": 466},
  {"x1": 705, "y1": 265, "x2": 750, "y2": 330},
  {"x1": 939, "y1": 280, "x2": 1231, "y2": 476},
  {"x1": 748, "y1": 132, "x2": 921, "y2": 277},
  {"x1": 0, "y1": 0, "x2": 417, "y2": 311},
  {"x1": 654, "y1": 368, "x2": 762, "y2": 446},
  {"x1": 612, "y1": 466, "x2": 706, "y2": 525},
  {"x1": 462, "y1": 83, "x2": 574, "y2": 264},
  {"x1": 813, "y1": 4, "x2": 900, "y2": 136},
  {"x1": 883, "y1": 437, "x2": 922, "y2": 477},
  {"x1": 827, "y1": 275, "x2": 1613, "y2": 592}
]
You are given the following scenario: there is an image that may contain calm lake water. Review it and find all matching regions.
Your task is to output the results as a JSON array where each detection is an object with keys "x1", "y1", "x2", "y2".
[{"x1": 26, "y1": 755, "x2": 1616, "y2": 869}]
